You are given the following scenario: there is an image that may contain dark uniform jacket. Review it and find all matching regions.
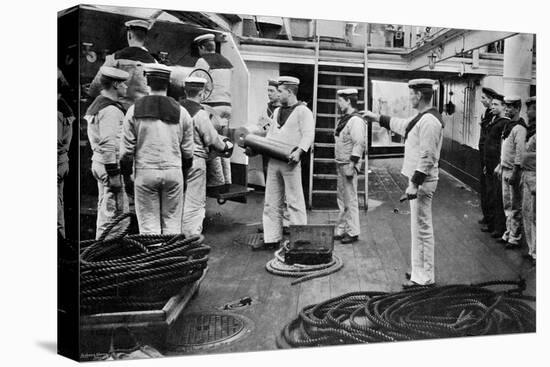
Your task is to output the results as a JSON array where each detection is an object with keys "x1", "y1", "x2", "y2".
[
  {"x1": 483, "y1": 116, "x2": 509, "y2": 171},
  {"x1": 478, "y1": 108, "x2": 493, "y2": 166}
]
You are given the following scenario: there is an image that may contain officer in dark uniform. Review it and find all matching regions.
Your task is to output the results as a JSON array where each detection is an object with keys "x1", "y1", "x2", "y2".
[
  {"x1": 482, "y1": 92, "x2": 508, "y2": 238},
  {"x1": 478, "y1": 87, "x2": 498, "y2": 229}
]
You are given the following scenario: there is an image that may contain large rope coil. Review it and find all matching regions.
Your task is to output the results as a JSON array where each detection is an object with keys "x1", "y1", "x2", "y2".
[
  {"x1": 266, "y1": 247, "x2": 343, "y2": 285},
  {"x1": 80, "y1": 213, "x2": 210, "y2": 314},
  {"x1": 276, "y1": 280, "x2": 535, "y2": 348}
]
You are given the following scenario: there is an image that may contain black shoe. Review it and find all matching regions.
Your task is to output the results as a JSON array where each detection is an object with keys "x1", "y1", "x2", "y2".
[
  {"x1": 257, "y1": 227, "x2": 264, "y2": 233},
  {"x1": 341, "y1": 234, "x2": 359, "y2": 244},
  {"x1": 490, "y1": 231, "x2": 504, "y2": 239},
  {"x1": 402, "y1": 280, "x2": 436, "y2": 289},
  {"x1": 334, "y1": 234, "x2": 344, "y2": 241},
  {"x1": 251, "y1": 241, "x2": 279, "y2": 251},
  {"x1": 505, "y1": 242, "x2": 521, "y2": 250},
  {"x1": 496, "y1": 237, "x2": 507, "y2": 244},
  {"x1": 478, "y1": 218, "x2": 488, "y2": 225},
  {"x1": 405, "y1": 272, "x2": 411, "y2": 280}
]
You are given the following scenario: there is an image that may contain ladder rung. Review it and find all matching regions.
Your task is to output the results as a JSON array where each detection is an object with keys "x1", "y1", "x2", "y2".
[
  {"x1": 313, "y1": 173, "x2": 366, "y2": 179},
  {"x1": 314, "y1": 143, "x2": 334, "y2": 147},
  {"x1": 317, "y1": 113, "x2": 338, "y2": 118},
  {"x1": 314, "y1": 158, "x2": 336, "y2": 163},
  {"x1": 318, "y1": 71, "x2": 364, "y2": 77},
  {"x1": 312, "y1": 190, "x2": 366, "y2": 194},
  {"x1": 317, "y1": 98, "x2": 364, "y2": 104},
  {"x1": 315, "y1": 128, "x2": 335, "y2": 133},
  {"x1": 318, "y1": 84, "x2": 365, "y2": 90}
]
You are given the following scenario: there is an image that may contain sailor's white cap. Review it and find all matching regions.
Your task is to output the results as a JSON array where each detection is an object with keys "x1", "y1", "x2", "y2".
[
  {"x1": 100, "y1": 66, "x2": 130, "y2": 81},
  {"x1": 277, "y1": 76, "x2": 300, "y2": 85},
  {"x1": 336, "y1": 88, "x2": 359, "y2": 96},
  {"x1": 125, "y1": 19, "x2": 152, "y2": 31},
  {"x1": 194, "y1": 33, "x2": 215, "y2": 44}
]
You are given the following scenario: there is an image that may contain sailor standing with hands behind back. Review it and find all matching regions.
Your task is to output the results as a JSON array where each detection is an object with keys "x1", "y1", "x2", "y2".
[
  {"x1": 364, "y1": 79, "x2": 444, "y2": 288},
  {"x1": 334, "y1": 89, "x2": 366, "y2": 244}
]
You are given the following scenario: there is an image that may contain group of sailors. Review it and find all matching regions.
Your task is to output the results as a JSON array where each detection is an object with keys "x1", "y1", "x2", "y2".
[
  {"x1": 67, "y1": 19, "x2": 235, "y2": 239},
  {"x1": 477, "y1": 89, "x2": 536, "y2": 264},
  {"x1": 57, "y1": 17, "x2": 536, "y2": 289}
]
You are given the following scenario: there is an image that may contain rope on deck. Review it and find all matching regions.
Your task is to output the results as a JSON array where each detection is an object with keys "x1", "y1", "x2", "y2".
[
  {"x1": 265, "y1": 246, "x2": 343, "y2": 285},
  {"x1": 80, "y1": 213, "x2": 210, "y2": 314},
  {"x1": 276, "y1": 279, "x2": 535, "y2": 348}
]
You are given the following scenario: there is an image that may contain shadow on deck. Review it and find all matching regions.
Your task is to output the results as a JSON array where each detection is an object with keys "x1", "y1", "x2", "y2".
[{"x1": 163, "y1": 158, "x2": 535, "y2": 355}]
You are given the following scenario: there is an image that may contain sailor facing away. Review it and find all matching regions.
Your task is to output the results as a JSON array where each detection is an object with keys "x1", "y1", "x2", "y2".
[
  {"x1": 181, "y1": 76, "x2": 233, "y2": 236},
  {"x1": 249, "y1": 76, "x2": 315, "y2": 250},
  {"x1": 119, "y1": 63, "x2": 194, "y2": 234},
  {"x1": 85, "y1": 66, "x2": 130, "y2": 239},
  {"x1": 364, "y1": 79, "x2": 444, "y2": 288},
  {"x1": 334, "y1": 88, "x2": 366, "y2": 244},
  {"x1": 88, "y1": 19, "x2": 156, "y2": 110}
]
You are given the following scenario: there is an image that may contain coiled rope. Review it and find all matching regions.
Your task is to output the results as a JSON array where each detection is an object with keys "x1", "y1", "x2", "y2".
[
  {"x1": 266, "y1": 246, "x2": 343, "y2": 285},
  {"x1": 80, "y1": 213, "x2": 210, "y2": 314},
  {"x1": 276, "y1": 279, "x2": 535, "y2": 348}
]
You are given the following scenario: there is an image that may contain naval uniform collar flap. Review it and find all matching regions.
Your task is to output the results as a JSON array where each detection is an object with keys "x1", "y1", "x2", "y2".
[
  {"x1": 335, "y1": 112, "x2": 363, "y2": 137},
  {"x1": 276, "y1": 102, "x2": 301, "y2": 128},
  {"x1": 502, "y1": 117, "x2": 527, "y2": 140},
  {"x1": 134, "y1": 95, "x2": 181, "y2": 124},
  {"x1": 114, "y1": 46, "x2": 156, "y2": 63},
  {"x1": 180, "y1": 99, "x2": 203, "y2": 118},
  {"x1": 85, "y1": 95, "x2": 126, "y2": 116},
  {"x1": 201, "y1": 53, "x2": 233, "y2": 69},
  {"x1": 404, "y1": 107, "x2": 444, "y2": 140}
]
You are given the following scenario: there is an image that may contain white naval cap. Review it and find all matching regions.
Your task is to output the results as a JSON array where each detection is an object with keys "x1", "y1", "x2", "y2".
[
  {"x1": 99, "y1": 66, "x2": 129, "y2": 81},
  {"x1": 277, "y1": 76, "x2": 300, "y2": 85},
  {"x1": 184, "y1": 76, "x2": 207, "y2": 88},
  {"x1": 194, "y1": 33, "x2": 215, "y2": 44},
  {"x1": 125, "y1": 19, "x2": 152, "y2": 31},
  {"x1": 408, "y1": 78, "x2": 436, "y2": 89},
  {"x1": 337, "y1": 88, "x2": 359, "y2": 96},
  {"x1": 143, "y1": 63, "x2": 172, "y2": 79},
  {"x1": 268, "y1": 78, "x2": 278, "y2": 87},
  {"x1": 504, "y1": 95, "x2": 522, "y2": 104}
]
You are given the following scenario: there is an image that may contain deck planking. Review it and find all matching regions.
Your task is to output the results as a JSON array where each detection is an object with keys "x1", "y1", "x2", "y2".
[{"x1": 165, "y1": 158, "x2": 535, "y2": 355}]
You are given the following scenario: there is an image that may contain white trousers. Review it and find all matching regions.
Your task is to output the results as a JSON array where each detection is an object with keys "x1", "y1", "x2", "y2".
[
  {"x1": 501, "y1": 167, "x2": 523, "y2": 245},
  {"x1": 182, "y1": 157, "x2": 207, "y2": 236},
  {"x1": 135, "y1": 168, "x2": 183, "y2": 234},
  {"x1": 263, "y1": 159, "x2": 307, "y2": 242},
  {"x1": 409, "y1": 180, "x2": 438, "y2": 285},
  {"x1": 91, "y1": 161, "x2": 129, "y2": 239},
  {"x1": 522, "y1": 171, "x2": 536, "y2": 258},
  {"x1": 335, "y1": 164, "x2": 360, "y2": 237}
]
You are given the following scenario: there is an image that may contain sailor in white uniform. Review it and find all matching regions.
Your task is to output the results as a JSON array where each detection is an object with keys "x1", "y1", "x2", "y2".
[
  {"x1": 364, "y1": 79, "x2": 444, "y2": 288},
  {"x1": 258, "y1": 76, "x2": 315, "y2": 249},
  {"x1": 180, "y1": 76, "x2": 233, "y2": 236},
  {"x1": 334, "y1": 88, "x2": 366, "y2": 244}
]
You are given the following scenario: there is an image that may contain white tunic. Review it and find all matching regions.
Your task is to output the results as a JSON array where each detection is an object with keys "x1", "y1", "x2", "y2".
[
  {"x1": 334, "y1": 115, "x2": 366, "y2": 165},
  {"x1": 389, "y1": 113, "x2": 443, "y2": 180},
  {"x1": 268, "y1": 105, "x2": 315, "y2": 153}
]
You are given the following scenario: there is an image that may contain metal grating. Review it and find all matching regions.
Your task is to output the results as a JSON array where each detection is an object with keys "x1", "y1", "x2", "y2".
[
  {"x1": 234, "y1": 233, "x2": 264, "y2": 247},
  {"x1": 169, "y1": 313, "x2": 249, "y2": 350}
]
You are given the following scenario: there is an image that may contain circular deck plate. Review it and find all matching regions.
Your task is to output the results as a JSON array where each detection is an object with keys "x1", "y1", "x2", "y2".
[{"x1": 168, "y1": 313, "x2": 251, "y2": 351}]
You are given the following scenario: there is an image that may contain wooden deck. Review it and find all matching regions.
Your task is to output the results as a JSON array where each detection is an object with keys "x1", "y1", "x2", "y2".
[{"x1": 165, "y1": 158, "x2": 536, "y2": 356}]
